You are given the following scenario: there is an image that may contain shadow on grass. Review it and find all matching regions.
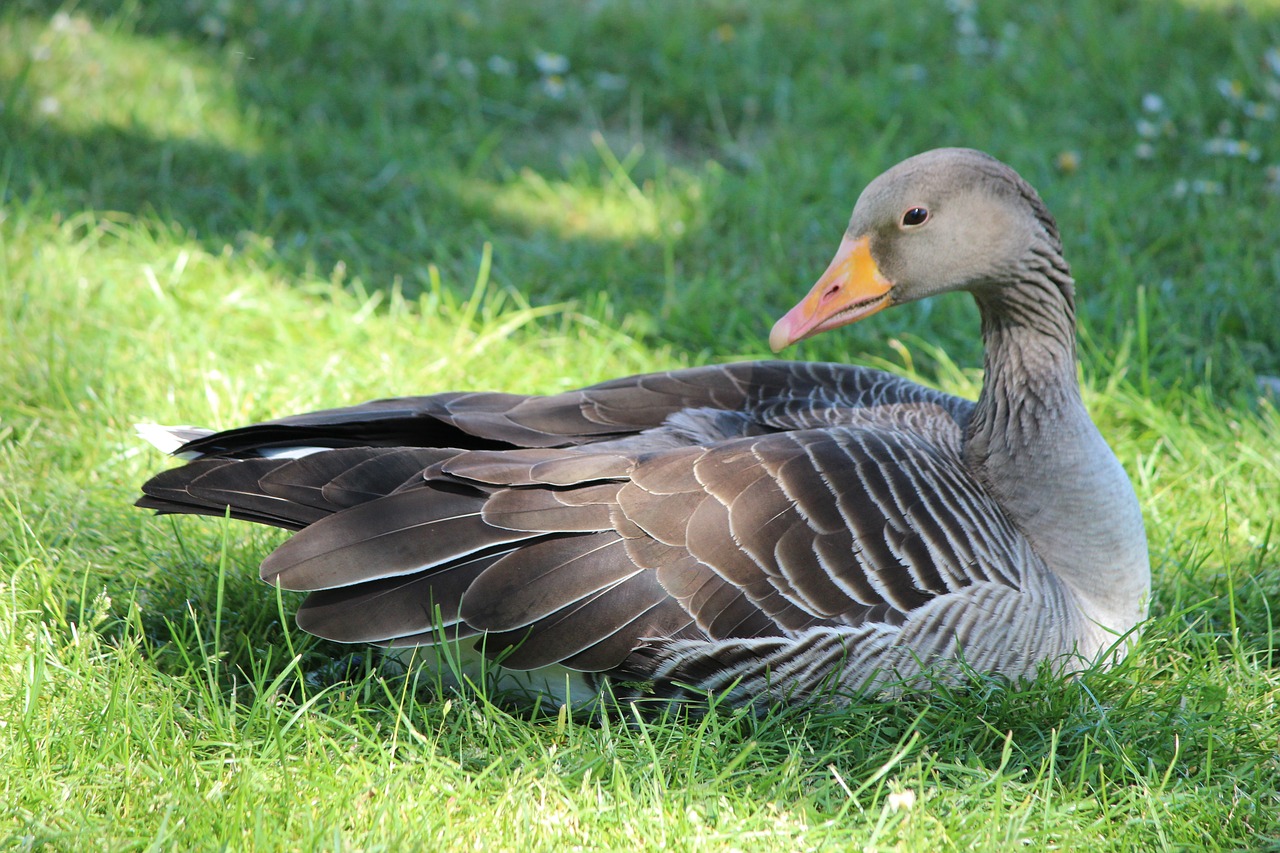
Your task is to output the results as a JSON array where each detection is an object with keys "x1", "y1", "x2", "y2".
[
  {"x1": 0, "y1": 0, "x2": 874, "y2": 354},
  {"x1": 4, "y1": 0, "x2": 1280, "y2": 371},
  {"x1": 0, "y1": 99, "x2": 705, "y2": 313}
]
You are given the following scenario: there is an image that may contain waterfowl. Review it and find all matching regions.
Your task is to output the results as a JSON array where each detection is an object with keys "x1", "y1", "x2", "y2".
[{"x1": 138, "y1": 148, "x2": 1149, "y2": 706}]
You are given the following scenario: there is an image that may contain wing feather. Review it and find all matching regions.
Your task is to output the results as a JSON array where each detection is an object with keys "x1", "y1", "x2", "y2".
[
  {"x1": 260, "y1": 485, "x2": 529, "y2": 591},
  {"x1": 459, "y1": 532, "x2": 639, "y2": 631},
  {"x1": 139, "y1": 359, "x2": 1038, "y2": 692}
]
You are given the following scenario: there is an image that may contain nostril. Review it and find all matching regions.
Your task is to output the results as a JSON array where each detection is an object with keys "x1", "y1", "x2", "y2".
[{"x1": 821, "y1": 284, "x2": 841, "y2": 303}]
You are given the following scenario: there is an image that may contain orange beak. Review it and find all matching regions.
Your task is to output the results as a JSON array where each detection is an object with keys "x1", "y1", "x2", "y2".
[{"x1": 769, "y1": 235, "x2": 893, "y2": 352}]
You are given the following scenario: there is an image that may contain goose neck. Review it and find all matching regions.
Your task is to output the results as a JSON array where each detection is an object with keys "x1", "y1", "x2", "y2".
[{"x1": 964, "y1": 274, "x2": 1082, "y2": 462}]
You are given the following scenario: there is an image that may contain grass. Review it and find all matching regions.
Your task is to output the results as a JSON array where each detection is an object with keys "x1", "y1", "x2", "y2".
[{"x1": 1, "y1": 0, "x2": 1279, "y2": 848}]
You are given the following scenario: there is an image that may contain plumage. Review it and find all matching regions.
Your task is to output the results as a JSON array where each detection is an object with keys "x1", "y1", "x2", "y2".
[{"x1": 137, "y1": 148, "x2": 1149, "y2": 707}]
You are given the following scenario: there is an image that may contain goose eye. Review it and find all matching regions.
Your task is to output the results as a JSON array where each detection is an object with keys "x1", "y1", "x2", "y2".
[{"x1": 901, "y1": 207, "x2": 929, "y2": 227}]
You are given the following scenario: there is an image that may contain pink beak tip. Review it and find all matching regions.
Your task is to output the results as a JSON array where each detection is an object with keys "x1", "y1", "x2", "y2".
[{"x1": 768, "y1": 317, "x2": 793, "y2": 353}]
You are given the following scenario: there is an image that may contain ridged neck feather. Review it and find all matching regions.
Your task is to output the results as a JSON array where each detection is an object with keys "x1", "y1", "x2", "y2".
[{"x1": 963, "y1": 226, "x2": 1081, "y2": 464}]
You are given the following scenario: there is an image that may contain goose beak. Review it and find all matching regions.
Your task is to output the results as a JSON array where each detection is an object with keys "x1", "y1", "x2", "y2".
[{"x1": 769, "y1": 234, "x2": 893, "y2": 352}]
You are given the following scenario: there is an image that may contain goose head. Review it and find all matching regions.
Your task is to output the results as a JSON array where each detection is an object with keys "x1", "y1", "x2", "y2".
[{"x1": 770, "y1": 148, "x2": 1064, "y2": 352}]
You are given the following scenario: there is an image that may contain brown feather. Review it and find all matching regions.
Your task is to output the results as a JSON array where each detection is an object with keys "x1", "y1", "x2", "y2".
[
  {"x1": 459, "y1": 532, "x2": 639, "y2": 630},
  {"x1": 260, "y1": 485, "x2": 528, "y2": 591}
]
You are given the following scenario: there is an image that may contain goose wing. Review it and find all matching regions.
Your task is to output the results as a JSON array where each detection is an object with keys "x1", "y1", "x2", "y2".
[
  {"x1": 164, "y1": 361, "x2": 972, "y2": 455},
  {"x1": 140, "y1": 361, "x2": 1033, "y2": 679}
]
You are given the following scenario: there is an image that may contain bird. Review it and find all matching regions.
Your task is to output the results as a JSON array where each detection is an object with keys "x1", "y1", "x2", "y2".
[{"x1": 137, "y1": 148, "x2": 1150, "y2": 708}]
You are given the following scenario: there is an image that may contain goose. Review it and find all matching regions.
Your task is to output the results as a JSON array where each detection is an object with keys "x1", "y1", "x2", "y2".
[{"x1": 137, "y1": 148, "x2": 1150, "y2": 707}]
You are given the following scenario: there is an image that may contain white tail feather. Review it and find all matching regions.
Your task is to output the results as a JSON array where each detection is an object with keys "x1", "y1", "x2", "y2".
[
  {"x1": 134, "y1": 423, "x2": 214, "y2": 459},
  {"x1": 135, "y1": 423, "x2": 331, "y2": 460}
]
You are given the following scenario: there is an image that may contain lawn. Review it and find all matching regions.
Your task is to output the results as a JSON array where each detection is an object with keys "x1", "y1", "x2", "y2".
[{"x1": 2, "y1": 0, "x2": 1279, "y2": 849}]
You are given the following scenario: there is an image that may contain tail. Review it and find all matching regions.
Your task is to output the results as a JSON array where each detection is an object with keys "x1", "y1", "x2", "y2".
[{"x1": 136, "y1": 442, "x2": 456, "y2": 529}]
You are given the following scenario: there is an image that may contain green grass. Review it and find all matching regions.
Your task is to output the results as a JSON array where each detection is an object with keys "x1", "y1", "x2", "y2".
[{"x1": 2, "y1": 0, "x2": 1279, "y2": 849}]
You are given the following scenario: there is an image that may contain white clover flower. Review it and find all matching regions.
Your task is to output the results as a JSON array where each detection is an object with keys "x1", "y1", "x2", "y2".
[
  {"x1": 887, "y1": 789, "x2": 917, "y2": 812},
  {"x1": 534, "y1": 51, "x2": 570, "y2": 76},
  {"x1": 1203, "y1": 138, "x2": 1231, "y2": 156},
  {"x1": 50, "y1": 11, "x2": 90, "y2": 34},
  {"x1": 1202, "y1": 138, "x2": 1257, "y2": 160},
  {"x1": 1244, "y1": 101, "x2": 1277, "y2": 121},
  {"x1": 1141, "y1": 93, "x2": 1164, "y2": 113},
  {"x1": 199, "y1": 14, "x2": 226, "y2": 38},
  {"x1": 1216, "y1": 77, "x2": 1244, "y2": 101},
  {"x1": 1136, "y1": 118, "x2": 1161, "y2": 139},
  {"x1": 1265, "y1": 47, "x2": 1280, "y2": 77},
  {"x1": 592, "y1": 71, "x2": 628, "y2": 92},
  {"x1": 455, "y1": 58, "x2": 476, "y2": 80},
  {"x1": 1135, "y1": 142, "x2": 1156, "y2": 160},
  {"x1": 1172, "y1": 179, "x2": 1224, "y2": 197},
  {"x1": 540, "y1": 75, "x2": 567, "y2": 99},
  {"x1": 486, "y1": 55, "x2": 515, "y2": 76},
  {"x1": 1265, "y1": 165, "x2": 1280, "y2": 193},
  {"x1": 37, "y1": 95, "x2": 60, "y2": 116}
]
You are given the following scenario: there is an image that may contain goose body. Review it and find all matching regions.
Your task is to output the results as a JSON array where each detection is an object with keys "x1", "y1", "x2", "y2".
[{"x1": 138, "y1": 148, "x2": 1149, "y2": 706}]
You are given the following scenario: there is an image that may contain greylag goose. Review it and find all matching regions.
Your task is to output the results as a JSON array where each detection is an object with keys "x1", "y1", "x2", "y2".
[{"x1": 138, "y1": 148, "x2": 1150, "y2": 706}]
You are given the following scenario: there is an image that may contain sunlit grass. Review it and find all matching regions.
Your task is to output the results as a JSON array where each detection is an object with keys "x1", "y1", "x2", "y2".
[
  {"x1": 2, "y1": 0, "x2": 1279, "y2": 849},
  {"x1": 456, "y1": 135, "x2": 705, "y2": 243},
  {"x1": 0, "y1": 11, "x2": 261, "y2": 150}
]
